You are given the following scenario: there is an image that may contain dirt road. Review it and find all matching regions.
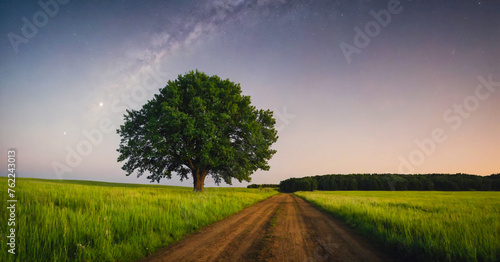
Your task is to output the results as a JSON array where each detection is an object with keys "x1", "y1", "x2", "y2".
[{"x1": 141, "y1": 194, "x2": 394, "y2": 262}]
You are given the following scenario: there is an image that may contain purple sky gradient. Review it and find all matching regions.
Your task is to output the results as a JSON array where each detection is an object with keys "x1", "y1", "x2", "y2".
[{"x1": 1, "y1": 0, "x2": 499, "y2": 187}]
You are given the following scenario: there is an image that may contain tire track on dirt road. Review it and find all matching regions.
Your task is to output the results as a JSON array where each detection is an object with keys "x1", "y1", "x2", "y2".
[{"x1": 141, "y1": 194, "x2": 395, "y2": 262}]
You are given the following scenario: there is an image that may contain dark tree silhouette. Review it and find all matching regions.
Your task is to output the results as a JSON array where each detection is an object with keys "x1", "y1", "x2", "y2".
[{"x1": 280, "y1": 173, "x2": 500, "y2": 193}]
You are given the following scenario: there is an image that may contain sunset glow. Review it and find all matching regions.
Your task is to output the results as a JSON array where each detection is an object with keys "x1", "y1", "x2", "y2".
[{"x1": 1, "y1": 0, "x2": 498, "y2": 186}]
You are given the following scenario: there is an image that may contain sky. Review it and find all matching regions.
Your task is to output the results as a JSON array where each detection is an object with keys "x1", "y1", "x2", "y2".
[{"x1": 1, "y1": 0, "x2": 499, "y2": 187}]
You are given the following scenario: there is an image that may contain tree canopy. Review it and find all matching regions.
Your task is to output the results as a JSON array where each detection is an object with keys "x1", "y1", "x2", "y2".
[
  {"x1": 117, "y1": 70, "x2": 278, "y2": 192},
  {"x1": 279, "y1": 173, "x2": 500, "y2": 193}
]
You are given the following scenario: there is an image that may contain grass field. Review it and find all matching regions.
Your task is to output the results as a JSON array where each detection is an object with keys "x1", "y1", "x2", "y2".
[
  {"x1": 295, "y1": 191, "x2": 500, "y2": 262},
  {"x1": 0, "y1": 178, "x2": 277, "y2": 262}
]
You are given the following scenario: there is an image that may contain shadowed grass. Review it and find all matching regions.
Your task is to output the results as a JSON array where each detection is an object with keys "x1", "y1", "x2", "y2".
[
  {"x1": 295, "y1": 191, "x2": 500, "y2": 262},
  {"x1": 0, "y1": 177, "x2": 277, "y2": 262}
]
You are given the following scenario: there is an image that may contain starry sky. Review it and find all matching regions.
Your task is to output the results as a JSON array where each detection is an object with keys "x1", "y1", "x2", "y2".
[{"x1": 1, "y1": 0, "x2": 499, "y2": 187}]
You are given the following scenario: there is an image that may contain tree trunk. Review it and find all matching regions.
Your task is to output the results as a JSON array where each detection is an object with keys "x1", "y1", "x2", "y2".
[{"x1": 193, "y1": 168, "x2": 208, "y2": 192}]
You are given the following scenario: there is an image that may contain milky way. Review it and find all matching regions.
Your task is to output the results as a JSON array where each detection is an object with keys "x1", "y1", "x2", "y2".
[{"x1": 1, "y1": 0, "x2": 499, "y2": 186}]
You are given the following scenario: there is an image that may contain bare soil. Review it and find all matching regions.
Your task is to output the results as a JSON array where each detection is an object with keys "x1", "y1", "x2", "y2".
[{"x1": 140, "y1": 194, "x2": 395, "y2": 262}]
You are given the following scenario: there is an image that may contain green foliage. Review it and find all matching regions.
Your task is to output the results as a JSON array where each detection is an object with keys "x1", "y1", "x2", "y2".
[
  {"x1": 279, "y1": 177, "x2": 317, "y2": 192},
  {"x1": 117, "y1": 70, "x2": 278, "y2": 191},
  {"x1": 295, "y1": 191, "x2": 500, "y2": 262},
  {"x1": 280, "y1": 173, "x2": 500, "y2": 192},
  {"x1": 247, "y1": 184, "x2": 279, "y2": 189},
  {"x1": 0, "y1": 178, "x2": 278, "y2": 262}
]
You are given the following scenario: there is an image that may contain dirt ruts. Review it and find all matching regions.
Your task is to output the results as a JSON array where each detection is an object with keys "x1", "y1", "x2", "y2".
[{"x1": 140, "y1": 194, "x2": 395, "y2": 262}]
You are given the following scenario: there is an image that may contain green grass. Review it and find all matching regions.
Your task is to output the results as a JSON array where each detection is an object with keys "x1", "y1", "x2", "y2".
[
  {"x1": 0, "y1": 177, "x2": 277, "y2": 262},
  {"x1": 295, "y1": 191, "x2": 500, "y2": 262}
]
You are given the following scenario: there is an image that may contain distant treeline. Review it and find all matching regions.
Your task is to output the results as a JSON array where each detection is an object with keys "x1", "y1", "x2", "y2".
[
  {"x1": 279, "y1": 173, "x2": 500, "y2": 193},
  {"x1": 247, "y1": 184, "x2": 280, "y2": 189}
]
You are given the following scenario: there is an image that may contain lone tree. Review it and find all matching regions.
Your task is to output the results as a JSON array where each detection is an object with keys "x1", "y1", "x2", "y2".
[{"x1": 117, "y1": 70, "x2": 278, "y2": 192}]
